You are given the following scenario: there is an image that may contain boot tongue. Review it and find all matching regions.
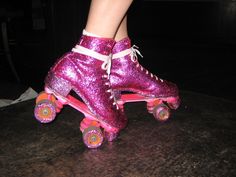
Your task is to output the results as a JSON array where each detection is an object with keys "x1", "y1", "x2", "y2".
[
  {"x1": 79, "y1": 35, "x2": 115, "y2": 55},
  {"x1": 113, "y1": 37, "x2": 131, "y2": 54}
]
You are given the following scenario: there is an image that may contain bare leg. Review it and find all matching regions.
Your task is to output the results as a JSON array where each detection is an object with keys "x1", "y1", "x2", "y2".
[
  {"x1": 114, "y1": 15, "x2": 129, "y2": 41},
  {"x1": 85, "y1": 0, "x2": 133, "y2": 38}
]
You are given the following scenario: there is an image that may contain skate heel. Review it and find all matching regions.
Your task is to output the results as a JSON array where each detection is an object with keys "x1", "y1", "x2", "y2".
[
  {"x1": 45, "y1": 73, "x2": 72, "y2": 97},
  {"x1": 34, "y1": 73, "x2": 73, "y2": 123}
]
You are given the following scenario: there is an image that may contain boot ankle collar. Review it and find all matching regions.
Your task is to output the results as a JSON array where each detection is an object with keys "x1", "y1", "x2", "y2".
[
  {"x1": 112, "y1": 45, "x2": 143, "y2": 62},
  {"x1": 79, "y1": 35, "x2": 115, "y2": 55}
]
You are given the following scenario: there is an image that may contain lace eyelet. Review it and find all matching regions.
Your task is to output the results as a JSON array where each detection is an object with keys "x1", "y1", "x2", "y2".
[{"x1": 106, "y1": 90, "x2": 111, "y2": 93}]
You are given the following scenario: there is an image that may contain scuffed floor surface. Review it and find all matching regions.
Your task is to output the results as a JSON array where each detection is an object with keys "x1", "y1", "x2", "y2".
[{"x1": 0, "y1": 91, "x2": 235, "y2": 177}]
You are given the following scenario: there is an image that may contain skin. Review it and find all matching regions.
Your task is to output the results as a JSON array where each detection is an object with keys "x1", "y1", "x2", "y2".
[
  {"x1": 85, "y1": 0, "x2": 133, "y2": 39},
  {"x1": 114, "y1": 15, "x2": 129, "y2": 41}
]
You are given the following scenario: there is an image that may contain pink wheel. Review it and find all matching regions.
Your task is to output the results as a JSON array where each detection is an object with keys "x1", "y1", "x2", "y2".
[
  {"x1": 34, "y1": 100, "x2": 56, "y2": 123},
  {"x1": 83, "y1": 126, "x2": 104, "y2": 148},
  {"x1": 153, "y1": 103, "x2": 170, "y2": 122}
]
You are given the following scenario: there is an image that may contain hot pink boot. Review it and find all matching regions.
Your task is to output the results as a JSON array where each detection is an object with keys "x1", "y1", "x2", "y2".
[
  {"x1": 35, "y1": 35, "x2": 127, "y2": 147},
  {"x1": 110, "y1": 37, "x2": 180, "y2": 121}
]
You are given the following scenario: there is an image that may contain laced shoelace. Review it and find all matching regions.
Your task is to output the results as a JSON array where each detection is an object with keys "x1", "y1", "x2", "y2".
[
  {"x1": 72, "y1": 45, "x2": 119, "y2": 109},
  {"x1": 130, "y1": 45, "x2": 163, "y2": 82},
  {"x1": 101, "y1": 55, "x2": 119, "y2": 110}
]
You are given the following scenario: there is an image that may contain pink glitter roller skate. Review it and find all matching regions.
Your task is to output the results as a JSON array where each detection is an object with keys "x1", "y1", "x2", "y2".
[
  {"x1": 34, "y1": 35, "x2": 127, "y2": 148},
  {"x1": 110, "y1": 38, "x2": 180, "y2": 122}
]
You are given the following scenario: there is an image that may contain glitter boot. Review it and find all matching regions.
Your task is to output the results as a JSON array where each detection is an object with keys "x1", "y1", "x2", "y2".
[
  {"x1": 44, "y1": 35, "x2": 127, "y2": 132},
  {"x1": 110, "y1": 37, "x2": 180, "y2": 112}
]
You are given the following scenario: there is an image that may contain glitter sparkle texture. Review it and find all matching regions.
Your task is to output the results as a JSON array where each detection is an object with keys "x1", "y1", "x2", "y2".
[
  {"x1": 110, "y1": 37, "x2": 180, "y2": 109},
  {"x1": 44, "y1": 35, "x2": 127, "y2": 131}
]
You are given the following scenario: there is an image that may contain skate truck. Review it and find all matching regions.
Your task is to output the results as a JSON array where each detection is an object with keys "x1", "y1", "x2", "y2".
[{"x1": 34, "y1": 87, "x2": 119, "y2": 149}]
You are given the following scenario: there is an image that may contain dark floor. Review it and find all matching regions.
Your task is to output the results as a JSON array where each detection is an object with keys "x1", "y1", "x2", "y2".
[{"x1": 0, "y1": 91, "x2": 235, "y2": 177}]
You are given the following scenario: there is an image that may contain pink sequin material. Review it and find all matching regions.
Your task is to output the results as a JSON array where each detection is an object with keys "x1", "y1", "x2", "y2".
[
  {"x1": 110, "y1": 37, "x2": 180, "y2": 100},
  {"x1": 45, "y1": 35, "x2": 127, "y2": 130}
]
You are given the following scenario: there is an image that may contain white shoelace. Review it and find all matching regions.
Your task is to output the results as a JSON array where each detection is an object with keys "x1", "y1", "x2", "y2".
[
  {"x1": 113, "y1": 45, "x2": 163, "y2": 82},
  {"x1": 130, "y1": 45, "x2": 143, "y2": 62}
]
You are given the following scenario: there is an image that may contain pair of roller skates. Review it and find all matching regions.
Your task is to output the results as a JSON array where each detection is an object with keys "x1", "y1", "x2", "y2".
[{"x1": 34, "y1": 35, "x2": 180, "y2": 149}]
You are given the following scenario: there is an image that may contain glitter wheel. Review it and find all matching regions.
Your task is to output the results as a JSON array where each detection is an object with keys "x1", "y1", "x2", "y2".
[
  {"x1": 36, "y1": 91, "x2": 63, "y2": 112},
  {"x1": 36, "y1": 91, "x2": 56, "y2": 104},
  {"x1": 34, "y1": 100, "x2": 56, "y2": 123},
  {"x1": 83, "y1": 126, "x2": 104, "y2": 148},
  {"x1": 153, "y1": 103, "x2": 170, "y2": 122}
]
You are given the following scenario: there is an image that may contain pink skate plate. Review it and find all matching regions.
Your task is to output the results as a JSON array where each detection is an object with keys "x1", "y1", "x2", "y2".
[{"x1": 116, "y1": 93, "x2": 173, "y2": 122}]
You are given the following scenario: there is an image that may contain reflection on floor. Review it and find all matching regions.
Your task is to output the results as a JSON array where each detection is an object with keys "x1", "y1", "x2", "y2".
[{"x1": 0, "y1": 91, "x2": 235, "y2": 177}]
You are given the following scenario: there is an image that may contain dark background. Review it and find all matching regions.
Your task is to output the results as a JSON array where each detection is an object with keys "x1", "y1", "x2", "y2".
[{"x1": 1, "y1": 0, "x2": 236, "y2": 100}]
